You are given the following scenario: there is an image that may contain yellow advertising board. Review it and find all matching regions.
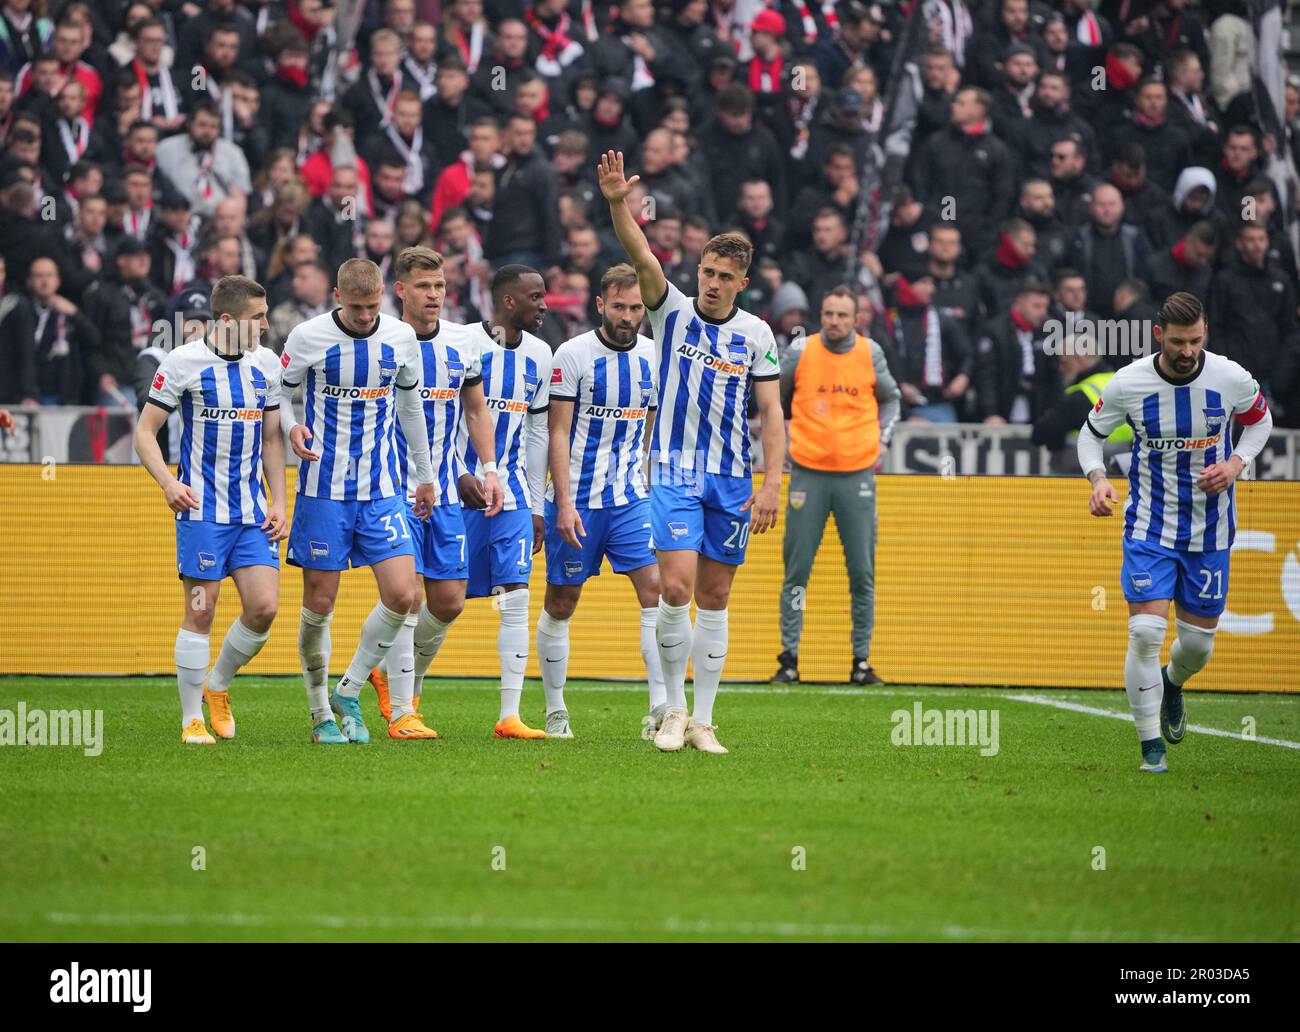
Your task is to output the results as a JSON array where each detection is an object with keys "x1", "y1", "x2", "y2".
[{"x1": 1, "y1": 466, "x2": 1296, "y2": 691}]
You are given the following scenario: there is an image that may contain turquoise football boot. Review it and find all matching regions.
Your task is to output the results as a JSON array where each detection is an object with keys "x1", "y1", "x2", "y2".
[
  {"x1": 330, "y1": 690, "x2": 371, "y2": 743},
  {"x1": 311, "y1": 717, "x2": 348, "y2": 745}
]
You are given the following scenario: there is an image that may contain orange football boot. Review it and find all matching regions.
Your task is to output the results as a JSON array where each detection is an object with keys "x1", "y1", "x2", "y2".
[
  {"x1": 493, "y1": 715, "x2": 547, "y2": 739},
  {"x1": 368, "y1": 666, "x2": 391, "y2": 721},
  {"x1": 387, "y1": 713, "x2": 439, "y2": 739},
  {"x1": 203, "y1": 688, "x2": 235, "y2": 739},
  {"x1": 181, "y1": 717, "x2": 215, "y2": 745}
]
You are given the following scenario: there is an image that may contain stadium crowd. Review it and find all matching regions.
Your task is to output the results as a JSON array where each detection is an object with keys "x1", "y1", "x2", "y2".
[{"x1": 0, "y1": 0, "x2": 1297, "y2": 429}]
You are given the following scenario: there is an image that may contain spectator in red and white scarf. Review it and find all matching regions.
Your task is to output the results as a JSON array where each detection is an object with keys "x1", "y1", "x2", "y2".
[
  {"x1": 746, "y1": 9, "x2": 786, "y2": 101},
  {"x1": 525, "y1": 0, "x2": 587, "y2": 80},
  {"x1": 442, "y1": 0, "x2": 492, "y2": 77},
  {"x1": 128, "y1": 17, "x2": 182, "y2": 137},
  {"x1": 176, "y1": 24, "x2": 240, "y2": 128},
  {"x1": 42, "y1": 79, "x2": 97, "y2": 187}
]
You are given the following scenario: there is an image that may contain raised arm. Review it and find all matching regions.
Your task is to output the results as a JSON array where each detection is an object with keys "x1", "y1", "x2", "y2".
[{"x1": 598, "y1": 150, "x2": 667, "y2": 309}]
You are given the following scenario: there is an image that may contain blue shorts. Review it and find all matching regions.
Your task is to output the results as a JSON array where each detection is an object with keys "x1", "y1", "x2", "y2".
[
  {"x1": 286, "y1": 493, "x2": 417, "y2": 570},
  {"x1": 649, "y1": 470, "x2": 753, "y2": 565},
  {"x1": 408, "y1": 500, "x2": 468, "y2": 580},
  {"x1": 176, "y1": 519, "x2": 279, "y2": 581},
  {"x1": 544, "y1": 497, "x2": 654, "y2": 585},
  {"x1": 1121, "y1": 537, "x2": 1231, "y2": 617},
  {"x1": 464, "y1": 507, "x2": 534, "y2": 598}
]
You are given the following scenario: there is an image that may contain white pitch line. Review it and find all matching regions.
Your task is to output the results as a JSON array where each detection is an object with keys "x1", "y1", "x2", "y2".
[
  {"x1": 1007, "y1": 693, "x2": 1300, "y2": 750},
  {"x1": 36, "y1": 910, "x2": 1209, "y2": 942},
  {"x1": 565, "y1": 683, "x2": 1013, "y2": 699}
]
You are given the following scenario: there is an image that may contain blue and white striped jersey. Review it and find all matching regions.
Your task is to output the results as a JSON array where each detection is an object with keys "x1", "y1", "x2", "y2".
[
  {"x1": 1087, "y1": 350, "x2": 1268, "y2": 552},
  {"x1": 546, "y1": 329, "x2": 656, "y2": 510},
  {"x1": 280, "y1": 310, "x2": 421, "y2": 500},
  {"x1": 147, "y1": 339, "x2": 282, "y2": 524},
  {"x1": 645, "y1": 281, "x2": 780, "y2": 477},
  {"x1": 393, "y1": 319, "x2": 482, "y2": 505},
  {"x1": 456, "y1": 322, "x2": 551, "y2": 511}
]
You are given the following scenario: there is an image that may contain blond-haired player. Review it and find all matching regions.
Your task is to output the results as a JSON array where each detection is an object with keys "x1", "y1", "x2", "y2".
[{"x1": 281, "y1": 258, "x2": 438, "y2": 744}]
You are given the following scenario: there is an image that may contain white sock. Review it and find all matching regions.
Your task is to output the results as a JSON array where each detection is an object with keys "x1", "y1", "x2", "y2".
[
  {"x1": 336, "y1": 602, "x2": 407, "y2": 697},
  {"x1": 388, "y1": 614, "x2": 418, "y2": 720},
  {"x1": 656, "y1": 599, "x2": 692, "y2": 710},
  {"x1": 689, "y1": 608, "x2": 728, "y2": 726},
  {"x1": 537, "y1": 610, "x2": 570, "y2": 715},
  {"x1": 496, "y1": 588, "x2": 530, "y2": 720},
  {"x1": 175, "y1": 628, "x2": 210, "y2": 726},
  {"x1": 298, "y1": 607, "x2": 333, "y2": 723},
  {"x1": 1124, "y1": 614, "x2": 1167, "y2": 742},
  {"x1": 207, "y1": 617, "x2": 269, "y2": 695},
  {"x1": 412, "y1": 604, "x2": 453, "y2": 694},
  {"x1": 642, "y1": 607, "x2": 667, "y2": 711},
  {"x1": 1168, "y1": 618, "x2": 1216, "y2": 687}
]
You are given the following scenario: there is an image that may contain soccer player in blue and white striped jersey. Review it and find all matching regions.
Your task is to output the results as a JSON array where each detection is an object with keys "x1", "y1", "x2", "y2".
[
  {"x1": 532, "y1": 264, "x2": 665, "y2": 740},
  {"x1": 1080, "y1": 291, "x2": 1274, "y2": 773},
  {"x1": 135, "y1": 276, "x2": 287, "y2": 745},
  {"x1": 280, "y1": 258, "x2": 439, "y2": 746},
  {"x1": 367, "y1": 246, "x2": 503, "y2": 739},
  {"x1": 455, "y1": 265, "x2": 553, "y2": 739},
  {"x1": 599, "y1": 150, "x2": 787, "y2": 755}
]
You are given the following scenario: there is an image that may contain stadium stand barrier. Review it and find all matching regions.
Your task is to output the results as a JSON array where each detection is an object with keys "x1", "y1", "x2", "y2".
[
  {"x1": 2, "y1": 462, "x2": 1296, "y2": 690},
  {"x1": 8, "y1": 406, "x2": 1300, "y2": 479}
]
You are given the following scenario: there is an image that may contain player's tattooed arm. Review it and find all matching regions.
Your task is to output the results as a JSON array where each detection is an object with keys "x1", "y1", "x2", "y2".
[{"x1": 1076, "y1": 418, "x2": 1118, "y2": 514}]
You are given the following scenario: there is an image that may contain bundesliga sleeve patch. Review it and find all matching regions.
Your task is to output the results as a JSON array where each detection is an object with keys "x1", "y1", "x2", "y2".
[
  {"x1": 281, "y1": 351, "x2": 292, "y2": 368},
  {"x1": 1093, "y1": 397, "x2": 1103, "y2": 413},
  {"x1": 152, "y1": 371, "x2": 165, "y2": 391},
  {"x1": 551, "y1": 366, "x2": 563, "y2": 384}
]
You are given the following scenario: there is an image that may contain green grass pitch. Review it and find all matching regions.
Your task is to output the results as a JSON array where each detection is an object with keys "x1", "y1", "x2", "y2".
[{"x1": 1, "y1": 677, "x2": 1297, "y2": 942}]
